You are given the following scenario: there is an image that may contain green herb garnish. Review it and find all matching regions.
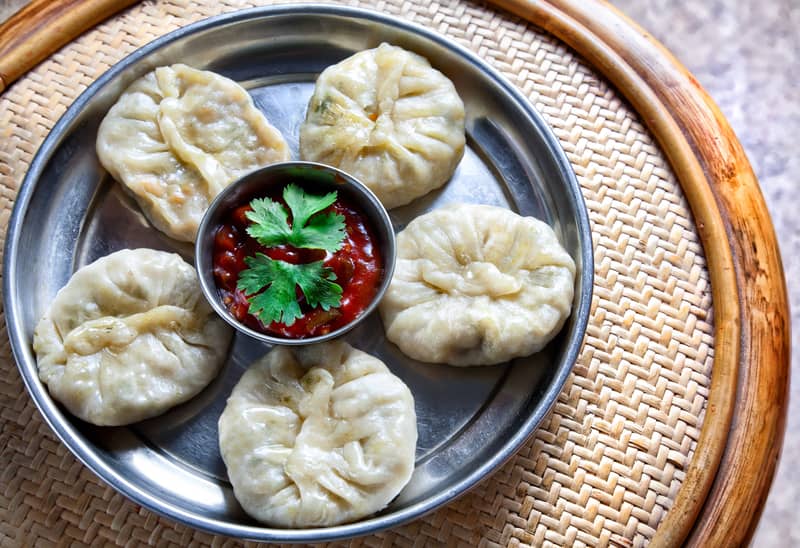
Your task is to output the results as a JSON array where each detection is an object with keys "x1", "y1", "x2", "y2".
[
  {"x1": 237, "y1": 254, "x2": 343, "y2": 327},
  {"x1": 237, "y1": 185, "x2": 348, "y2": 327},
  {"x1": 245, "y1": 183, "x2": 345, "y2": 252},
  {"x1": 315, "y1": 97, "x2": 332, "y2": 114}
]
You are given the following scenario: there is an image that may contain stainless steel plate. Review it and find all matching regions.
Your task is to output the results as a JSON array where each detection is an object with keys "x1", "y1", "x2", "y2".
[{"x1": 4, "y1": 5, "x2": 592, "y2": 543}]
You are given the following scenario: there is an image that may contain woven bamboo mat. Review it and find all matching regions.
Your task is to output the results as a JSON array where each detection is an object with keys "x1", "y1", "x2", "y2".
[{"x1": 0, "y1": 0, "x2": 714, "y2": 546}]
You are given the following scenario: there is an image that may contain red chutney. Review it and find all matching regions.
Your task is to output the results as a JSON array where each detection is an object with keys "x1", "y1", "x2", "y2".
[{"x1": 212, "y1": 191, "x2": 383, "y2": 339}]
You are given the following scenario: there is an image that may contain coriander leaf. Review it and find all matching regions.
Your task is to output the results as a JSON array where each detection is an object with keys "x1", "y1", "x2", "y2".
[
  {"x1": 294, "y1": 259, "x2": 342, "y2": 312},
  {"x1": 290, "y1": 211, "x2": 346, "y2": 250},
  {"x1": 236, "y1": 253, "x2": 342, "y2": 326},
  {"x1": 283, "y1": 183, "x2": 337, "y2": 227},
  {"x1": 245, "y1": 197, "x2": 292, "y2": 247},
  {"x1": 245, "y1": 184, "x2": 346, "y2": 252},
  {"x1": 238, "y1": 255, "x2": 302, "y2": 326}
]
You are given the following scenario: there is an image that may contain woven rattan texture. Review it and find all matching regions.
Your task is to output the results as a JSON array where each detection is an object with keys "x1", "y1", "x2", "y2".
[{"x1": 0, "y1": 0, "x2": 715, "y2": 546}]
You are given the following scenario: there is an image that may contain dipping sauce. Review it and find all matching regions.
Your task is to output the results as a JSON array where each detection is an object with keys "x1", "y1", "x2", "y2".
[{"x1": 212, "y1": 187, "x2": 383, "y2": 339}]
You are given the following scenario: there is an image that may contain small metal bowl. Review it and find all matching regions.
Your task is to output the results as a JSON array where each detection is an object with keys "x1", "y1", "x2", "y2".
[{"x1": 195, "y1": 161, "x2": 396, "y2": 345}]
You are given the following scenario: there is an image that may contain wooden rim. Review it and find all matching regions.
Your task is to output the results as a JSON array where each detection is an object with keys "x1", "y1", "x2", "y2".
[
  {"x1": 488, "y1": 0, "x2": 789, "y2": 545},
  {"x1": 0, "y1": 0, "x2": 138, "y2": 93}
]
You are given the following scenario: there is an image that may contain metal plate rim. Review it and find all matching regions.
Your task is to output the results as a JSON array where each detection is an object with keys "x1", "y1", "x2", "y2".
[{"x1": 3, "y1": 3, "x2": 594, "y2": 542}]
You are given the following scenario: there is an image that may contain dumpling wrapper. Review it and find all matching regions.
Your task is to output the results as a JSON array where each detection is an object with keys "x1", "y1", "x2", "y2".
[
  {"x1": 96, "y1": 64, "x2": 290, "y2": 242},
  {"x1": 380, "y1": 204, "x2": 576, "y2": 366},
  {"x1": 219, "y1": 341, "x2": 417, "y2": 527},
  {"x1": 33, "y1": 249, "x2": 233, "y2": 426},
  {"x1": 299, "y1": 43, "x2": 466, "y2": 209}
]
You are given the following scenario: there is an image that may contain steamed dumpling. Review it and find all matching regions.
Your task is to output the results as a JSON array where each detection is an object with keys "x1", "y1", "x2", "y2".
[
  {"x1": 299, "y1": 43, "x2": 466, "y2": 209},
  {"x1": 380, "y1": 204, "x2": 576, "y2": 366},
  {"x1": 218, "y1": 341, "x2": 417, "y2": 527},
  {"x1": 33, "y1": 249, "x2": 233, "y2": 426},
  {"x1": 97, "y1": 64, "x2": 290, "y2": 242}
]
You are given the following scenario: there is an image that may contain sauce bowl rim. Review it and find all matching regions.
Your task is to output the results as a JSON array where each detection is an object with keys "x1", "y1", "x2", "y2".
[{"x1": 194, "y1": 160, "x2": 397, "y2": 346}]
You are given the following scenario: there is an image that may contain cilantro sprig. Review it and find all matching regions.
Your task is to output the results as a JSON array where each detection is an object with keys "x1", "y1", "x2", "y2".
[
  {"x1": 237, "y1": 254, "x2": 343, "y2": 326},
  {"x1": 245, "y1": 183, "x2": 345, "y2": 252},
  {"x1": 235, "y1": 184, "x2": 348, "y2": 328}
]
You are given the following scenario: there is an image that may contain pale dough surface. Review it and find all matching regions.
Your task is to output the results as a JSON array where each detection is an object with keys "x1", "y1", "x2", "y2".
[
  {"x1": 219, "y1": 341, "x2": 417, "y2": 527},
  {"x1": 97, "y1": 64, "x2": 290, "y2": 242},
  {"x1": 300, "y1": 43, "x2": 465, "y2": 209},
  {"x1": 33, "y1": 248, "x2": 233, "y2": 426},
  {"x1": 380, "y1": 203, "x2": 576, "y2": 366}
]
